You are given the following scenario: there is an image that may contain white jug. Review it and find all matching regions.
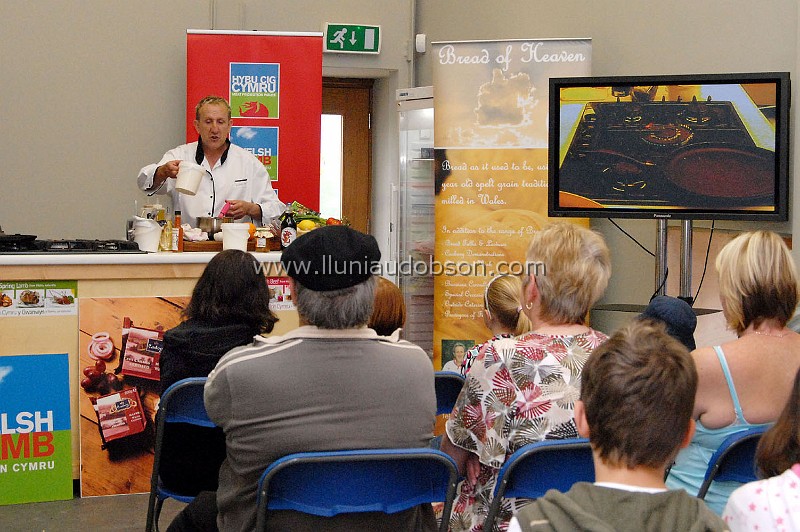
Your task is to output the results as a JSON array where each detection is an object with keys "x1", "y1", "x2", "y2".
[{"x1": 133, "y1": 217, "x2": 163, "y2": 252}]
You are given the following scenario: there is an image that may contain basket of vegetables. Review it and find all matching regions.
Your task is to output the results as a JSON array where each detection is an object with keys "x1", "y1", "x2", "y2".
[{"x1": 270, "y1": 201, "x2": 346, "y2": 237}]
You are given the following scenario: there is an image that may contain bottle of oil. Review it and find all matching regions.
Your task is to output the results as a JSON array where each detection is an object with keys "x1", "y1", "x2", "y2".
[{"x1": 159, "y1": 219, "x2": 173, "y2": 251}]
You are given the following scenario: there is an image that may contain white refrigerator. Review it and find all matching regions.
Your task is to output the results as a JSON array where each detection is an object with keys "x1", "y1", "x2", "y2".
[{"x1": 394, "y1": 87, "x2": 434, "y2": 357}]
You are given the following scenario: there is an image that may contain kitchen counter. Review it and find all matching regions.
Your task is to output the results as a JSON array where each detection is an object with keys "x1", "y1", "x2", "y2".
[
  {"x1": 0, "y1": 251, "x2": 285, "y2": 281},
  {"x1": 0, "y1": 250, "x2": 296, "y2": 483},
  {"x1": 0, "y1": 250, "x2": 282, "y2": 266}
]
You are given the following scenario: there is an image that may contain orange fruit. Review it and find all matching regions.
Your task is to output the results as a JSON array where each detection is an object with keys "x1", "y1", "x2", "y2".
[{"x1": 248, "y1": 223, "x2": 256, "y2": 239}]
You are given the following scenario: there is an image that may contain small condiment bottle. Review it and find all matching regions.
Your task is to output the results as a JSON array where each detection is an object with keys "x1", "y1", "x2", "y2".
[{"x1": 172, "y1": 210, "x2": 184, "y2": 252}]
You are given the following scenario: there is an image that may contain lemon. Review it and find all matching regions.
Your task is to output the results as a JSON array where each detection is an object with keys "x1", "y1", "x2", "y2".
[{"x1": 297, "y1": 219, "x2": 317, "y2": 231}]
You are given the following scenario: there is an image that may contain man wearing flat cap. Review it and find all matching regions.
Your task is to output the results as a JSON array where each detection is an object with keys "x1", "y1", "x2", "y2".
[{"x1": 169, "y1": 226, "x2": 437, "y2": 532}]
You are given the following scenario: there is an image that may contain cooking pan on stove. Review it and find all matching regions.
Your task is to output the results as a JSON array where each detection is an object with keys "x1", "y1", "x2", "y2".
[{"x1": 664, "y1": 143, "x2": 774, "y2": 200}]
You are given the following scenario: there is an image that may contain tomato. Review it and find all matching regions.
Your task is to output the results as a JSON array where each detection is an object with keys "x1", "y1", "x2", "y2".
[{"x1": 326, "y1": 217, "x2": 342, "y2": 225}]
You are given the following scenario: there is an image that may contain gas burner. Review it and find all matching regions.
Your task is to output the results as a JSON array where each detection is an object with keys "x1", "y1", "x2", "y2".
[
  {"x1": 40, "y1": 239, "x2": 141, "y2": 252},
  {"x1": 611, "y1": 180, "x2": 648, "y2": 193},
  {"x1": 0, "y1": 239, "x2": 144, "y2": 254},
  {"x1": 623, "y1": 107, "x2": 643, "y2": 124},
  {"x1": 642, "y1": 123, "x2": 694, "y2": 146},
  {"x1": 682, "y1": 97, "x2": 712, "y2": 124}
]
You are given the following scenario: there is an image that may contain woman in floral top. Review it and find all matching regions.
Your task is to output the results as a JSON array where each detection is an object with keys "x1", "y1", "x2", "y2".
[
  {"x1": 442, "y1": 222, "x2": 612, "y2": 532},
  {"x1": 460, "y1": 274, "x2": 532, "y2": 376}
]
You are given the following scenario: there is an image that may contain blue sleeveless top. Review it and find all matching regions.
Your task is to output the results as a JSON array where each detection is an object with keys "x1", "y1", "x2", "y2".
[{"x1": 665, "y1": 346, "x2": 771, "y2": 515}]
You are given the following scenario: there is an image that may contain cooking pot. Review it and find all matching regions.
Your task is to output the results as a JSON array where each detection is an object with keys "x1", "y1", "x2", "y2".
[{"x1": 198, "y1": 216, "x2": 234, "y2": 237}]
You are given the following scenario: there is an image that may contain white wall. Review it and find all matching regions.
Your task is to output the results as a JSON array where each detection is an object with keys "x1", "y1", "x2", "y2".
[
  {"x1": 0, "y1": 0, "x2": 413, "y2": 264},
  {"x1": 2, "y1": 0, "x2": 799, "y2": 329},
  {"x1": 415, "y1": 0, "x2": 800, "y2": 332}
]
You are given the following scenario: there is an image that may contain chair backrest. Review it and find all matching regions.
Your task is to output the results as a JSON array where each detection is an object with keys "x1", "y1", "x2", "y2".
[
  {"x1": 434, "y1": 371, "x2": 465, "y2": 416},
  {"x1": 256, "y1": 447, "x2": 459, "y2": 532},
  {"x1": 146, "y1": 377, "x2": 213, "y2": 532},
  {"x1": 696, "y1": 426, "x2": 767, "y2": 499},
  {"x1": 158, "y1": 377, "x2": 214, "y2": 427},
  {"x1": 483, "y1": 438, "x2": 594, "y2": 531}
]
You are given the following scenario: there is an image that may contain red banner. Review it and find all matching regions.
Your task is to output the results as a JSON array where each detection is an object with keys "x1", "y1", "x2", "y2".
[{"x1": 187, "y1": 31, "x2": 322, "y2": 211}]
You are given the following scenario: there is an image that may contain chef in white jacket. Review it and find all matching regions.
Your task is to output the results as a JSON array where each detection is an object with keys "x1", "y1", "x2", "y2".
[{"x1": 137, "y1": 95, "x2": 284, "y2": 226}]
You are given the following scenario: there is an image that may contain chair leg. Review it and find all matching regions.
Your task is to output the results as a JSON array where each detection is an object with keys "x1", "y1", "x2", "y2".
[
  {"x1": 153, "y1": 497, "x2": 165, "y2": 532},
  {"x1": 145, "y1": 490, "x2": 158, "y2": 532}
]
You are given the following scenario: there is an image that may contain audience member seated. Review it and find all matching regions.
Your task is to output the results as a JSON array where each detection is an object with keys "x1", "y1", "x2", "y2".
[
  {"x1": 637, "y1": 294, "x2": 697, "y2": 351},
  {"x1": 666, "y1": 230, "x2": 800, "y2": 514},
  {"x1": 369, "y1": 276, "x2": 406, "y2": 337},
  {"x1": 158, "y1": 249, "x2": 278, "y2": 495},
  {"x1": 508, "y1": 320, "x2": 727, "y2": 532},
  {"x1": 461, "y1": 274, "x2": 532, "y2": 375},
  {"x1": 722, "y1": 367, "x2": 800, "y2": 531},
  {"x1": 167, "y1": 225, "x2": 437, "y2": 532},
  {"x1": 441, "y1": 222, "x2": 612, "y2": 532}
]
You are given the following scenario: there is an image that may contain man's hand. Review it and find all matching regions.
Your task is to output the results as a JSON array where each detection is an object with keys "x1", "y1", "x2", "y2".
[
  {"x1": 150, "y1": 160, "x2": 181, "y2": 191},
  {"x1": 225, "y1": 200, "x2": 260, "y2": 220},
  {"x1": 156, "y1": 160, "x2": 181, "y2": 180}
]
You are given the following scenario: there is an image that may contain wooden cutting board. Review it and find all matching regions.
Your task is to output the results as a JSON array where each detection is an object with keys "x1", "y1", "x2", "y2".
[
  {"x1": 183, "y1": 240, "x2": 253, "y2": 252},
  {"x1": 183, "y1": 237, "x2": 281, "y2": 252}
]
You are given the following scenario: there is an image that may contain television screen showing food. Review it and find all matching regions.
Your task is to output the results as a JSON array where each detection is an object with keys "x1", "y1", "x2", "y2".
[{"x1": 548, "y1": 72, "x2": 790, "y2": 220}]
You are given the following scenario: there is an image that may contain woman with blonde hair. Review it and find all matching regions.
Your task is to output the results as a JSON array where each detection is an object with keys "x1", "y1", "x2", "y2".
[
  {"x1": 666, "y1": 230, "x2": 800, "y2": 515},
  {"x1": 460, "y1": 274, "x2": 532, "y2": 375},
  {"x1": 442, "y1": 222, "x2": 611, "y2": 531}
]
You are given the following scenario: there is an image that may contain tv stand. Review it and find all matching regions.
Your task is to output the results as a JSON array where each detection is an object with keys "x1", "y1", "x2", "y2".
[
  {"x1": 594, "y1": 219, "x2": 718, "y2": 316},
  {"x1": 656, "y1": 218, "x2": 695, "y2": 304}
]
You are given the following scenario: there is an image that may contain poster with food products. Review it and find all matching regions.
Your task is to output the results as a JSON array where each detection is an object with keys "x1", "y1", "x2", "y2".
[
  {"x1": 267, "y1": 277, "x2": 295, "y2": 311},
  {"x1": 0, "y1": 281, "x2": 77, "y2": 317},
  {"x1": 78, "y1": 297, "x2": 188, "y2": 497},
  {"x1": 430, "y1": 39, "x2": 591, "y2": 367},
  {"x1": 0, "y1": 353, "x2": 73, "y2": 505}
]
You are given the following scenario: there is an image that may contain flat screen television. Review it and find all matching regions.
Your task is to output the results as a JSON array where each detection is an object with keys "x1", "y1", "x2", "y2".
[{"x1": 548, "y1": 72, "x2": 790, "y2": 221}]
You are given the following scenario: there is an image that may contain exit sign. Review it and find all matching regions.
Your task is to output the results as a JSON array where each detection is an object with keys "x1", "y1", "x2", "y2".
[{"x1": 324, "y1": 23, "x2": 381, "y2": 54}]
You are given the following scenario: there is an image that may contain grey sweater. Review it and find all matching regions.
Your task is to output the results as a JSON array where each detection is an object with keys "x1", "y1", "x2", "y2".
[{"x1": 204, "y1": 326, "x2": 437, "y2": 532}]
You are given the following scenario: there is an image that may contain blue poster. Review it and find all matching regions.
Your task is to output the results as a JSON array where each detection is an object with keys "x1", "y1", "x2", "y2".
[
  {"x1": 0, "y1": 354, "x2": 72, "y2": 504},
  {"x1": 231, "y1": 126, "x2": 280, "y2": 181}
]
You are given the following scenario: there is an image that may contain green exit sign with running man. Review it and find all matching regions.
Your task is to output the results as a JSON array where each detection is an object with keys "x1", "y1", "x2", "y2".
[{"x1": 324, "y1": 23, "x2": 381, "y2": 54}]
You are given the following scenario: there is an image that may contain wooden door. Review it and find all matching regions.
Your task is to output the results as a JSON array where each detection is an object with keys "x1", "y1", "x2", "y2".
[{"x1": 322, "y1": 78, "x2": 373, "y2": 233}]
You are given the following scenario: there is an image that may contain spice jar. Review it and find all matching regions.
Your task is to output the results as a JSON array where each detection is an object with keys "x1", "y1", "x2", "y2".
[{"x1": 254, "y1": 228, "x2": 270, "y2": 252}]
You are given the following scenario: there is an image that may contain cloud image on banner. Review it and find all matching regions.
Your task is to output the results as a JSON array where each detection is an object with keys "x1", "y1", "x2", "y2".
[{"x1": 231, "y1": 126, "x2": 279, "y2": 181}]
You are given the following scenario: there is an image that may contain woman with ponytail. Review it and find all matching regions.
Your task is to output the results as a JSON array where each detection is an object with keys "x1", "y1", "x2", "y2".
[{"x1": 460, "y1": 274, "x2": 531, "y2": 375}]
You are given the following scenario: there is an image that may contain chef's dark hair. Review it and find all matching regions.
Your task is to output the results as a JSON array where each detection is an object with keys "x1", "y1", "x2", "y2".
[{"x1": 183, "y1": 249, "x2": 277, "y2": 333}]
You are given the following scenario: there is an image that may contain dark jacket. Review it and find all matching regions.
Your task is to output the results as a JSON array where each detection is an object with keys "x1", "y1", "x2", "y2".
[{"x1": 158, "y1": 320, "x2": 260, "y2": 494}]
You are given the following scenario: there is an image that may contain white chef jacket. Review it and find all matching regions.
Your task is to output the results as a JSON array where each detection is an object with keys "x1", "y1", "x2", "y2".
[{"x1": 137, "y1": 140, "x2": 284, "y2": 226}]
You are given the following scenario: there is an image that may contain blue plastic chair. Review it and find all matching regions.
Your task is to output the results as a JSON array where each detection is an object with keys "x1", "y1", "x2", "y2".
[
  {"x1": 434, "y1": 371, "x2": 466, "y2": 416},
  {"x1": 483, "y1": 438, "x2": 594, "y2": 531},
  {"x1": 255, "y1": 447, "x2": 459, "y2": 532},
  {"x1": 145, "y1": 377, "x2": 214, "y2": 532},
  {"x1": 696, "y1": 426, "x2": 768, "y2": 499}
]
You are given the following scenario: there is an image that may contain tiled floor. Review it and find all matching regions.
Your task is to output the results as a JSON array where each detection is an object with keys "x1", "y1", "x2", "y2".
[{"x1": 0, "y1": 490, "x2": 185, "y2": 532}]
